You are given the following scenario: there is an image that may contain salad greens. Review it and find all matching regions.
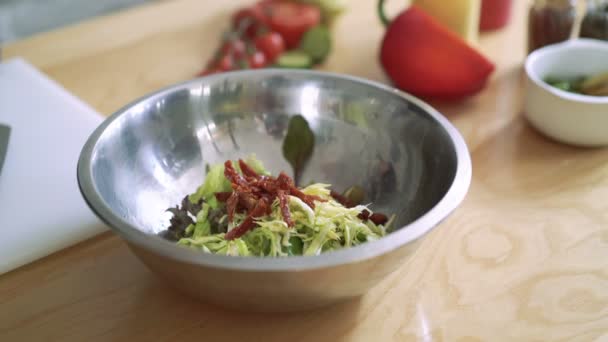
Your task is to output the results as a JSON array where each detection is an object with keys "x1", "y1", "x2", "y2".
[{"x1": 164, "y1": 156, "x2": 393, "y2": 257}]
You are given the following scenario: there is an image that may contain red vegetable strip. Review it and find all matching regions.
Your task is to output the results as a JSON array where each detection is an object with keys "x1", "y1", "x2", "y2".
[
  {"x1": 369, "y1": 213, "x2": 388, "y2": 225},
  {"x1": 238, "y1": 159, "x2": 260, "y2": 179},
  {"x1": 257, "y1": 176, "x2": 278, "y2": 193},
  {"x1": 225, "y1": 198, "x2": 269, "y2": 240},
  {"x1": 330, "y1": 190, "x2": 354, "y2": 208},
  {"x1": 357, "y1": 210, "x2": 388, "y2": 225},
  {"x1": 277, "y1": 172, "x2": 294, "y2": 190},
  {"x1": 288, "y1": 185, "x2": 324, "y2": 209},
  {"x1": 277, "y1": 190, "x2": 294, "y2": 227},
  {"x1": 217, "y1": 160, "x2": 332, "y2": 232},
  {"x1": 215, "y1": 192, "x2": 233, "y2": 202},
  {"x1": 226, "y1": 192, "x2": 239, "y2": 223},
  {"x1": 277, "y1": 171, "x2": 325, "y2": 207},
  {"x1": 238, "y1": 192, "x2": 258, "y2": 211},
  {"x1": 264, "y1": 199, "x2": 273, "y2": 215},
  {"x1": 224, "y1": 161, "x2": 248, "y2": 188},
  {"x1": 357, "y1": 209, "x2": 371, "y2": 221}
]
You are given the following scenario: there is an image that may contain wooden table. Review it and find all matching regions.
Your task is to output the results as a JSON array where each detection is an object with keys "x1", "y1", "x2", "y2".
[{"x1": 3, "y1": 0, "x2": 608, "y2": 340}]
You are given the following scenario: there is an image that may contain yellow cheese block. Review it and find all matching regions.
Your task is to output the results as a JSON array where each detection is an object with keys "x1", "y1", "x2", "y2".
[{"x1": 412, "y1": 0, "x2": 481, "y2": 44}]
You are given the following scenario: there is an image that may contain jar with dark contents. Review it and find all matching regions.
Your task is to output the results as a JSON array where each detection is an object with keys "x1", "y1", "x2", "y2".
[
  {"x1": 528, "y1": 0, "x2": 577, "y2": 53},
  {"x1": 580, "y1": 0, "x2": 608, "y2": 40}
]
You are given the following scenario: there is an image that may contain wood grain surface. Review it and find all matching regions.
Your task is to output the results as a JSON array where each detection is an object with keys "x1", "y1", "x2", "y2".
[{"x1": 3, "y1": 0, "x2": 608, "y2": 340}]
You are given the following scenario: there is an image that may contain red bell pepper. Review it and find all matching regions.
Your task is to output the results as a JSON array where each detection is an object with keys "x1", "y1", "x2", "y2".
[{"x1": 377, "y1": 0, "x2": 495, "y2": 100}]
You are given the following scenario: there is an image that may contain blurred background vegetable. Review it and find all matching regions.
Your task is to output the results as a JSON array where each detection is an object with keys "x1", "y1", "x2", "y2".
[
  {"x1": 378, "y1": 0, "x2": 495, "y2": 100},
  {"x1": 197, "y1": 0, "x2": 345, "y2": 76}
]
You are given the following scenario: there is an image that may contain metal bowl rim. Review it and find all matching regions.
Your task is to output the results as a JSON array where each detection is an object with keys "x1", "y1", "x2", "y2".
[{"x1": 77, "y1": 68, "x2": 472, "y2": 272}]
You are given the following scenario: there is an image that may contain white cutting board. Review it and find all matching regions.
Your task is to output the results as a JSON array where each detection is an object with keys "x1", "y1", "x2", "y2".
[{"x1": 0, "y1": 58, "x2": 107, "y2": 275}]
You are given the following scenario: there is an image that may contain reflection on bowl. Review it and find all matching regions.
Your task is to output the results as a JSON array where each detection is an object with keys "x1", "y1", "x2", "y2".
[{"x1": 77, "y1": 69, "x2": 471, "y2": 312}]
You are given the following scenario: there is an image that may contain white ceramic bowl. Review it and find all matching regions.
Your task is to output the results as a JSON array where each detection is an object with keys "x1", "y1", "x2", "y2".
[{"x1": 524, "y1": 38, "x2": 608, "y2": 147}]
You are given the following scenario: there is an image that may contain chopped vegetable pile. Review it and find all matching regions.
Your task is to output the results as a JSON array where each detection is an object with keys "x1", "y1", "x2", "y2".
[
  {"x1": 163, "y1": 156, "x2": 394, "y2": 257},
  {"x1": 197, "y1": 0, "x2": 344, "y2": 76},
  {"x1": 544, "y1": 71, "x2": 608, "y2": 97}
]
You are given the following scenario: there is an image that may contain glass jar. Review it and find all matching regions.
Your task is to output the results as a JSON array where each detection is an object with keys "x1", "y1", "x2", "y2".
[
  {"x1": 580, "y1": 0, "x2": 608, "y2": 40},
  {"x1": 527, "y1": 0, "x2": 577, "y2": 53}
]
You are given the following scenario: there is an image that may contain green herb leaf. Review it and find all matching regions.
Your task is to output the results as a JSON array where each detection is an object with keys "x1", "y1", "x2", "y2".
[
  {"x1": 282, "y1": 115, "x2": 315, "y2": 185},
  {"x1": 165, "y1": 195, "x2": 203, "y2": 240},
  {"x1": 287, "y1": 236, "x2": 304, "y2": 256}
]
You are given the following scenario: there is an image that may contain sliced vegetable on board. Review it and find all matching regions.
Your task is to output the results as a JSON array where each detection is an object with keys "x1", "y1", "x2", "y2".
[
  {"x1": 299, "y1": 25, "x2": 332, "y2": 63},
  {"x1": 377, "y1": 1, "x2": 495, "y2": 100},
  {"x1": 276, "y1": 51, "x2": 314, "y2": 69},
  {"x1": 267, "y1": 1, "x2": 322, "y2": 49}
]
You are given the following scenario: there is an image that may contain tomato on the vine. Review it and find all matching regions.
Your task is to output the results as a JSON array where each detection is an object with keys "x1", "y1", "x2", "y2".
[
  {"x1": 221, "y1": 39, "x2": 247, "y2": 59},
  {"x1": 200, "y1": 0, "x2": 324, "y2": 76},
  {"x1": 254, "y1": 32, "x2": 285, "y2": 63},
  {"x1": 248, "y1": 50, "x2": 267, "y2": 69},
  {"x1": 266, "y1": 2, "x2": 321, "y2": 49},
  {"x1": 232, "y1": 5, "x2": 269, "y2": 38},
  {"x1": 217, "y1": 53, "x2": 235, "y2": 71}
]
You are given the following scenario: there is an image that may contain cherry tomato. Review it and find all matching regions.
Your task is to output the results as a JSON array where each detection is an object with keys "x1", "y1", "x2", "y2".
[
  {"x1": 218, "y1": 53, "x2": 234, "y2": 71},
  {"x1": 232, "y1": 6, "x2": 269, "y2": 38},
  {"x1": 266, "y1": 2, "x2": 321, "y2": 49},
  {"x1": 221, "y1": 39, "x2": 247, "y2": 59},
  {"x1": 248, "y1": 51, "x2": 267, "y2": 69},
  {"x1": 254, "y1": 32, "x2": 285, "y2": 63}
]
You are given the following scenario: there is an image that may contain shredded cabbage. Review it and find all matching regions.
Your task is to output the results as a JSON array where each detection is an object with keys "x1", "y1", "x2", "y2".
[{"x1": 176, "y1": 157, "x2": 390, "y2": 257}]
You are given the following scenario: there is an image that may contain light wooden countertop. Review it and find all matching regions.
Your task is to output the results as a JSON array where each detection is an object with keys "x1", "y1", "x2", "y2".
[{"x1": 3, "y1": 0, "x2": 608, "y2": 340}]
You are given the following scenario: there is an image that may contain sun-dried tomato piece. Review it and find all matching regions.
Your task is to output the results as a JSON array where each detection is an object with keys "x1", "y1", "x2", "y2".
[
  {"x1": 226, "y1": 191, "x2": 239, "y2": 223},
  {"x1": 235, "y1": 184, "x2": 262, "y2": 197},
  {"x1": 358, "y1": 209, "x2": 371, "y2": 221},
  {"x1": 225, "y1": 198, "x2": 269, "y2": 240},
  {"x1": 218, "y1": 160, "x2": 328, "y2": 233},
  {"x1": 277, "y1": 190, "x2": 294, "y2": 227},
  {"x1": 288, "y1": 185, "x2": 325, "y2": 209},
  {"x1": 224, "y1": 161, "x2": 248, "y2": 188},
  {"x1": 238, "y1": 192, "x2": 258, "y2": 211},
  {"x1": 330, "y1": 190, "x2": 354, "y2": 208},
  {"x1": 238, "y1": 159, "x2": 260, "y2": 179},
  {"x1": 256, "y1": 176, "x2": 279, "y2": 193},
  {"x1": 277, "y1": 172, "x2": 294, "y2": 190},
  {"x1": 369, "y1": 213, "x2": 388, "y2": 225},
  {"x1": 215, "y1": 192, "x2": 233, "y2": 202}
]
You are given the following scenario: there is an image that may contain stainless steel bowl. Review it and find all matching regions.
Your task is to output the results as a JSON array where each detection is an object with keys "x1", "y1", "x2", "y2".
[{"x1": 77, "y1": 69, "x2": 471, "y2": 312}]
